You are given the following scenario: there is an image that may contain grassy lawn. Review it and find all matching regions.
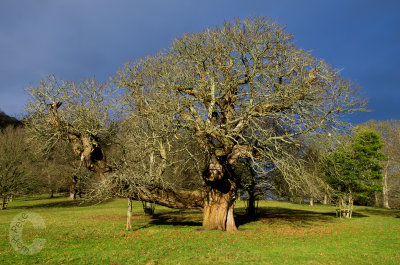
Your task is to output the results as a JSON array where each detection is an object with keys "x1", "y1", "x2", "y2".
[{"x1": 1, "y1": 195, "x2": 399, "y2": 264}]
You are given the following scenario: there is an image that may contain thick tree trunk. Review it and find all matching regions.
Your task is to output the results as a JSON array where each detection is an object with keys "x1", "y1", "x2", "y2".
[
  {"x1": 202, "y1": 155, "x2": 238, "y2": 231},
  {"x1": 202, "y1": 188, "x2": 237, "y2": 231},
  {"x1": 309, "y1": 197, "x2": 314, "y2": 207}
]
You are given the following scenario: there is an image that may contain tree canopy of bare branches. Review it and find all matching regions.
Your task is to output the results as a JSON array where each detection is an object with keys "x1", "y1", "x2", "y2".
[
  {"x1": 26, "y1": 17, "x2": 365, "y2": 231},
  {"x1": 114, "y1": 17, "x2": 366, "y2": 230}
]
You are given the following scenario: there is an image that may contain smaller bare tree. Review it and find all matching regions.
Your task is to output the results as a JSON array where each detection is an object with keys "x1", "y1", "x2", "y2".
[{"x1": 0, "y1": 126, "x2": 28, "y2": 209}]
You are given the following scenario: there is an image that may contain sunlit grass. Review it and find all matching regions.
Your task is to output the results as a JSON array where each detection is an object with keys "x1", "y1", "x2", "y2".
[{"x1": 1, "y1": 195, "x2": 399, "y2": 264}]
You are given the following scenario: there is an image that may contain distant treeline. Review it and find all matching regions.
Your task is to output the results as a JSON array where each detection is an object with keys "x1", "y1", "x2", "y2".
[{"x1": 0, "y1": 111, "x2": 22, "y2": 129}]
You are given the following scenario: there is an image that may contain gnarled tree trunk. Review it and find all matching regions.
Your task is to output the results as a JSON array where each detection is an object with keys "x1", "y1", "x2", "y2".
[
  {"x1": 203, "y1": 186, "x2": 237, "y2": 231},
  {"x1": 202, "y1": 155, "x2": 238, "y2": 231}
]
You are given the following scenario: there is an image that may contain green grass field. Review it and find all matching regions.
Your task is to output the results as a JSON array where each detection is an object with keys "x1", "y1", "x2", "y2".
[{"x1": 1, "y1": 195, "x2": 399, "y2": 264}]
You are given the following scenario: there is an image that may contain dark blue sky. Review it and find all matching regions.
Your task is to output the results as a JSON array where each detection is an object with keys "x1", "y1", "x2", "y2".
[{"x1": 1, "y1": 0, "x2": 399, "y2": 123}]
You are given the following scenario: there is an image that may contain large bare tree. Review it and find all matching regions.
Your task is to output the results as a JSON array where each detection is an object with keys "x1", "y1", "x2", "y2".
[
  {"x1": 115, "y1": 17, "x2": 365, "y2": 230},
  {"x1": 26, "y1": 17, "x2": 365, "y2": 231}
]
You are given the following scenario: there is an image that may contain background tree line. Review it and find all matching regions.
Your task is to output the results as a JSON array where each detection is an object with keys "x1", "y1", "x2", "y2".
[{"x1": 0, "y1": 111, "x2": 93, "y2": 209}]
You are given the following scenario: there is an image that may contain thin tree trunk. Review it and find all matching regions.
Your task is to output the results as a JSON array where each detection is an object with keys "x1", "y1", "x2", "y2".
[
  {"x1": 339, "y1": 194, "x2": 353, "y2": 219},
  {"x1": 247, "y1": 192, "x2": 256, "y2": 217},
  {"x1": 69, "y1": 192, "x2": 76, "y2": 200},
  {"x1": 2, "y1": 196, "x2": 8, "y2": 210},
  {"x1": 126, "y1": 197, "x2": 133, "y2": 231},
  {"x1": 346, "y1": 196, "x2": 351, "y2": 218},
  {"x1": 226, "y1": 202, "x2": 236, "y2": 231},
  {"x1": 323, "y1": 194, "x2": 328, "y2": 205},
  {"x1": 349, "y1": 196, "x2": 353, "y2": 218},
  {"x1": 309, "y1": 197, "x2": 314, "y2": 206},
  {"x1": 340, "y1": 198, "x2": 345, "y2": 218},
  {"x1": 69, "y1": 175, "x2": 79, "y2": 200},
  {"x1": 246, "y1": 175, "x2": 257, "y2": 217},
  {"x1": 383, "y1": 160, "x2": 390, "y2": 209},
  {"x1": 374, "y1": 192, "x2": 380, "y2": 207},
  {"x1": 143, "y1": 202, "x2": 155, "y2": 215}
]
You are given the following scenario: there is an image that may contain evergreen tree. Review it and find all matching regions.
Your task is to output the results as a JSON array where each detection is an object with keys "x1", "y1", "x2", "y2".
[{"x1": 325, "y1": 128, "x2": 385, "y2": 217}]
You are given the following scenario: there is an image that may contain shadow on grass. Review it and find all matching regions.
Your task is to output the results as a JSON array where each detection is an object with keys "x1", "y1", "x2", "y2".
[
  {"x1": 236, "y1": 207, "x2": 330, "y2": 228},
  {"x1": 130, "y1": 224, "x2": 152, "y2": 231},
  {"x1": 235, "y1": 206, "x2": 370, "y2": 228},
  {"x1": 9, "y1": 198, "x2": 114, "y2": 210},
  {"x1": 356, "y1": 207, "x2": 400, "y2": 217},
  {"x1": 149, "y1": 210, "x2": 202, "y2": 227},
  {"x1": 16, "y1": 196, "x2": 57, "y2": 202},
  {"x1": 145, "y1": 205, "x2": 369, "y2": 228}
]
